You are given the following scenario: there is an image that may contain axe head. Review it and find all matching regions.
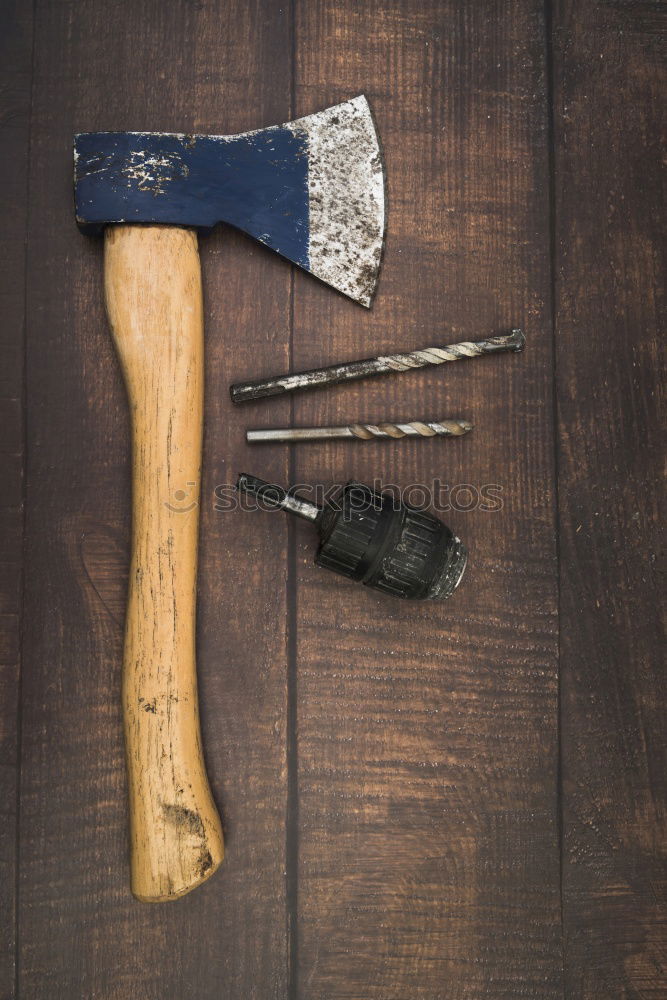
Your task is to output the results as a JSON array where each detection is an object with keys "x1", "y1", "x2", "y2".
[{"x1": 74, "y1": 96, "x2": 385, "y2": 307}]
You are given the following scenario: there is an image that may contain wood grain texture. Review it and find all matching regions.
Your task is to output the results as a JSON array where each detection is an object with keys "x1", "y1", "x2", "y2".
[
  {"x1": 104, "y1": 225, "x2": 224, "y2": 901},
  {"x1": 7, "y1": 0, "x2": 666, "y2": 996},
  {"x1": 0, "y1": 1, "x2": 33, "y2": 995},
  {"x1": 553, "y1": 2, "x2": 666, "y2": 996},
  {"x1": 18, "y1": 0, "x2": 291, "y2": 996},
  {"x1": 290, "y1": 1, "x2": 561, "y2": 996}
]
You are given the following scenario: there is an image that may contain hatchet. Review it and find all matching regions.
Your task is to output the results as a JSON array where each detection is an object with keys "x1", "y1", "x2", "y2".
[{"x1": 74, "y1": 97, "x2": 385, "y2": 901}]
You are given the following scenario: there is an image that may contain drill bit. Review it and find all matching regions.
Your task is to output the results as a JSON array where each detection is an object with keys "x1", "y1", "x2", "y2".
[
  {"x1": 230, "y1": 328, "x2": 525, "y2": 403},
  {"x1": 246, "y1": 418, "x2": 473, "y2": 444}
]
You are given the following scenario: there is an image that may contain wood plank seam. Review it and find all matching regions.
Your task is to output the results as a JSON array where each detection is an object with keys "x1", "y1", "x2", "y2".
[
  {"x1": 287, "y1": 4, "x2": 301, "y2": 996},
  {"x1": 543, "y1": 1, "x2": 568, "y2": 995},
  {"x1": 2, "y1": 2, "x2": 36, "y2": 997}
]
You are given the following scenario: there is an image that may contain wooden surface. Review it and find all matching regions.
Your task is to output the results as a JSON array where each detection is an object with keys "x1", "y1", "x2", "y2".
[
  {"x1": 0, "y1": 2, "x2": 32, "y2": 996},
  {"x1": 1, "y1": 0, "x2": 663, "y2": 997},
  {"x1": 553, "y1": 2, "x2": 666, "y2": 997}
]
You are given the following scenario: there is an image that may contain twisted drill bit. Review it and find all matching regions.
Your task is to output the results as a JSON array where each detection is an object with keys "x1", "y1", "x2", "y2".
[
  {"x1": 230, "y1": 328, "x2": 525, "y2": 403},
  {"x1": 246, "y1": 419, "x2": 473, "y2": 444}
]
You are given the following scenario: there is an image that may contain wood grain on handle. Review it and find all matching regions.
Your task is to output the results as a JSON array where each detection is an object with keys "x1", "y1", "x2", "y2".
[{"x1": 104, "y1": 225, "x2": 224, "y2": 901}]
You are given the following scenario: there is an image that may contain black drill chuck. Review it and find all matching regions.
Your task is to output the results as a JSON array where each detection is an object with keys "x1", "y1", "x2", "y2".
[{"x1": 237, "y1": 474, "x2": 467, "y2": 601}]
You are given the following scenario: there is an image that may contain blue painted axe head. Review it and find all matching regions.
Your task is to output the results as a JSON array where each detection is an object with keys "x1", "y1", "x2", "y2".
[{"x1": 74, "y1": 96, "x2": 385, "y2": 307}]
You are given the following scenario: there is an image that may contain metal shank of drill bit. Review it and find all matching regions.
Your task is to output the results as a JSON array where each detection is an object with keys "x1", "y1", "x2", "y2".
[
  {"x1": 246, "y1": 419, "x2": 473, "y2": 443},
  {"x1": 230, "y1": 329, "x2": 525, "y2": 403},
  {"x1": 237, "y1": 473, "x2": 320, "y2": 521}
]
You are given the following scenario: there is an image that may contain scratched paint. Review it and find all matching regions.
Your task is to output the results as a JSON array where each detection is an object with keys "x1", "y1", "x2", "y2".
[
  {"x1": 122, "y1": 151, "x2": 190, "y2": 195},
  {"x1": 74, "y1": 128, "x2": 311, "y2": 271}
]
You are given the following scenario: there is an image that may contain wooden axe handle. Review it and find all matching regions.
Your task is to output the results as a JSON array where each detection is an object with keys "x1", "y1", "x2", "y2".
[{"x1": 104, "y1": 225, "x2": 224, "y2": 901}]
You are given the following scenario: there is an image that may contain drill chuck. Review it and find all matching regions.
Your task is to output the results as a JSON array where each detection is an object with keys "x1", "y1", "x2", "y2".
[{"x1": 237, "y1": 475, "x2": 466, "y2": 601}]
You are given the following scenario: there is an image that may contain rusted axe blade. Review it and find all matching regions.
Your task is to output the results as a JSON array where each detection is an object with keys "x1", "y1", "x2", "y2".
[{"x1": 74, "y1": 96, "x2": 385, "y2": 306}]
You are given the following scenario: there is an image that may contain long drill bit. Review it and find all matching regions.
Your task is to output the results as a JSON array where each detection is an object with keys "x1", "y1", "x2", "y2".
[
  {"x1": 246, "y1": 419, "x2": 473, "y2": 444},
  {"x1": 230, "y1": 328, "x2": 525, "y2": 403}
]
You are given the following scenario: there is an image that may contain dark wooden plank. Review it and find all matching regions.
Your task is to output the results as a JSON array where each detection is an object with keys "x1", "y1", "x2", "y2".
[
  {"x1": 289, "y1": 2, "x2": 561, "y2": 996},
  {"x1": 553, "y1": 2, "x2": 666, "y2": 996},
  {"x1": 19, "y1": 2, "x2": 291, "y2": 997},
  {"x1": 0, "y1": 0, "x2": 33, "y2": 995}
]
